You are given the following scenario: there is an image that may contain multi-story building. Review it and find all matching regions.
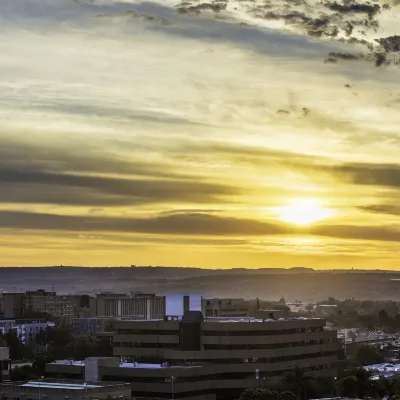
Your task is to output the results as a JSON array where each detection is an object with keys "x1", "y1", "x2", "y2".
[
  {"x1": 90, "y1": 293, "x2": 166, "y2": 319},
  {"x1": 2, "y1": 291, "x2": 83, "y2": 323},
  {"x1": 0, "y1": 320, "x2": 55, "y2": 346},
  {"x1": 47, "y1": 311, "x2": 339, "y2": 400}
]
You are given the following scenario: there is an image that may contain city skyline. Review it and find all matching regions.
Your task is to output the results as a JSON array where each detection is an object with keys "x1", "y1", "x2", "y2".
[{"x1": 1, "y1": 0, "x2": 399, "y2": 268}]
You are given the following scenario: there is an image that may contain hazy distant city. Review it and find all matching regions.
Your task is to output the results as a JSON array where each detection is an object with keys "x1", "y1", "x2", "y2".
[{"x1": 2, "y1": 266, "x2": 400, "y2": 301}]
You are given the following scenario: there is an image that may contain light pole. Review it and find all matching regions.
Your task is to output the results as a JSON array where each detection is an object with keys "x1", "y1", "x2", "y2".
[
  {"x1": 84, "y1": 382, "x2": 88, "y2": 400},
  {"x1": 171, "y1": 376, "x2": 175, "y2": 400},
  {"x1": 333, "y1": 377, "x2": 338, "y2": 397},
  {"x1": 38, "y1": 376, "x2": 44, "y2": 399}
]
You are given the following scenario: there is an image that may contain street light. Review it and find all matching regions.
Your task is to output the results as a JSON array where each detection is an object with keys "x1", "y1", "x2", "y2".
[
  {"x1": 333, "y1": 377, "x2": 338, "y2": 397},
  {"x1": 171, "y1": 376, "x2": 175, "y2": 400},
  {"x1": 38, "y1": 376, "x2": 44, "y2": 399},
  {"x1": 261, "y1": 377, "x2": 266, "y2": 389}
]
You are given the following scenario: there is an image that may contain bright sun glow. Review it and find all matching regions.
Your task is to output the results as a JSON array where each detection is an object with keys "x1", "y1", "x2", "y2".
[{"x1": 275, "y1": 198, "x2": 335, "y2": 225}]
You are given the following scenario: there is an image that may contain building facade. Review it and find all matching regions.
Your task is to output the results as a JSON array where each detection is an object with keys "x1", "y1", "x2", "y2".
[
  {"x1": 0, "y1": 319, "x2": 55, "y2": 346},
  {"x1": 2, "y1": 290, "x2": 82, "y2": 323},
  {"x1": 91, "y1": 293, "x2": 166, "y2": 319}
]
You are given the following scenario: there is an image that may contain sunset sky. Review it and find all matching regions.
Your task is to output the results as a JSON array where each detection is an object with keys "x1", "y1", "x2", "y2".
[{"x1": 1, "y1": 0, "x2": 400, "y2": 268}]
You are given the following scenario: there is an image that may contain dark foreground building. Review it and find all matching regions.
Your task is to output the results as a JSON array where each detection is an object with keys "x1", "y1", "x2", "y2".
[{"x1": 46, "y1": 311, "x2": 339, "y2": 400}]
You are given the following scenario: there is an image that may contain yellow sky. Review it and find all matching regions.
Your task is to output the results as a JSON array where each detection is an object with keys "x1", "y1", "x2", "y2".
[{"x1": 0, "y1": 0, "x2": 400, "y2": 268}]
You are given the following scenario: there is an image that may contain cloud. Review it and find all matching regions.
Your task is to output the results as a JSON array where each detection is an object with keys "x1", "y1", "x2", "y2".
[
  {"x1": 1, "y1": 209, "x2": 400, "y2": 245},
  {"x1": 332, "y1": 163, "x2": 400, "y2": 188},
  {"x1": 359, "y1": 204, "x2": 400, "y2": 216},
  {"x1": 0, "y1": 163, "x2": 238, "y2": 207},
  {"x1": 311, "y1": 224, "x2": 400, "y2": 242},
  {"x1": 0, "y1": 211, "x2": 287, "y2": 235}
]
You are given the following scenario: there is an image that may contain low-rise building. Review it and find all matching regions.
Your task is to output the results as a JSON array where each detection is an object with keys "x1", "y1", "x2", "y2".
[{"x1": 0, "y1": 379, "x2": 131, "y2": 399}]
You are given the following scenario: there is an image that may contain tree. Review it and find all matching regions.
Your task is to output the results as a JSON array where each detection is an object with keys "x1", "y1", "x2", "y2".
[
  {"x1": 237, "y1": 389, "x2": 284, "y2": 400},
  {"x1": 355, "y1": 345, "x2": 384, "y2": 366},
  {"x1": 379, "y1": 309, "x2": 392, "y2": 327},
  {"x1": 339, "y1": 367, "x2": 375, "y2": 399},
  {"x1": 280, "y1": 392, "x2": 297, "y2": 400},
  {"x1": 3, "y1": 329, "x2": 31, "y2": 360},
  {"x1": 280, "y1": 366, "x2": 314, "y2": 400},
  {"x1": 104, "y1": 318, "x2": 117, "y2": 332}
]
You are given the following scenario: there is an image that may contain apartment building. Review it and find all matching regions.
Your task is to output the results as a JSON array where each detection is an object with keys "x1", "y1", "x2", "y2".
[
  {"x1": 0, "y1": 319, "x2": 55, "y2": 346},
  {"x1": 90, "y1": 293, "x2": 167, "y2": 319},
  {"x1": 2, "y1": 291, "x2": 81, "y2": 323},
  {"x1": 47, "y1": 311, "x2": 339, "y2": 400}
]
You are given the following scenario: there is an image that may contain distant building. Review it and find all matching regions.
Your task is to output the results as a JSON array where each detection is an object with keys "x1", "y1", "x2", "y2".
[
  {"x1": 0, "y1": 319, "x2": 55, "y2": 346},
  {"x1": 72, "y1": 317, "x2": 111, "y2": 336},
  {"x1": 0, "y1": 379, "x2": 131, "y2": 399},
  {"x1": 203, "y1": 298, "x2": 250, "y2": 317},
  {"x1": 2, "y1": 290, "x2": 84, "y2": 323},
  {"x1": 90, "y1": 292, "x2": 166, "y2": 319},
  {"x1": 90, "y1": 292, "x2": 201, "y2": 320}
]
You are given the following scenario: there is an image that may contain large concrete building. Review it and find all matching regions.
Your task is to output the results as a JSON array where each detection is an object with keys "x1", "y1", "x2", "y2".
[
  {"x1": 0, "y1": 379, "x2": 131, "y2": 399},
  {"x1": 90, "y1": 293, "x2": 166, "y2": 319},
  {"x1": 2, "y1": 290, "x2": 82, "y2": 323},
  {"x1": 46, "y1": 311, "x2": 339, "y2": 400}
]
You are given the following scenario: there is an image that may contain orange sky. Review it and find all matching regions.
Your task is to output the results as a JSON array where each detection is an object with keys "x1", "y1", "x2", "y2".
[{"x1": 0, "y1": 0, "x2": 400, "y2": 268}]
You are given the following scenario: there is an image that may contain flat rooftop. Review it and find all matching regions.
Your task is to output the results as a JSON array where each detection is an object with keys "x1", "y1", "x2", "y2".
[
  {"x1": 22, "y1": 381, "x2": 101, "y2": 390},
  {"x1": 50, "y1": 360, "x2": 202, "y2": 369},
  {"x1": 112, "y1": 316, "x2": 323, "y2": 323},
  {"x1": 119, "y1": 362, "x2": 201, "y2": 369},
  {"x1": 205, "y1": 317, "x2": 322, "y2": 322},
  {"x1": 364, "y1": 363, "x2": 400, "y2": 373}
]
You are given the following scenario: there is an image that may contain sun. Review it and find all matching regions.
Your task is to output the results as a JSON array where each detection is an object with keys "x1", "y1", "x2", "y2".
[{"x1": 275, "y1": 198, "x2": 334, "y2": 225}]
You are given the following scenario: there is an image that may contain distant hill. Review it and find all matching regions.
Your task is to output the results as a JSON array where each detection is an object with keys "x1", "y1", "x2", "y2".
[{"x1": 1, "y1": 266, "x2": 400, "y2": 301}]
